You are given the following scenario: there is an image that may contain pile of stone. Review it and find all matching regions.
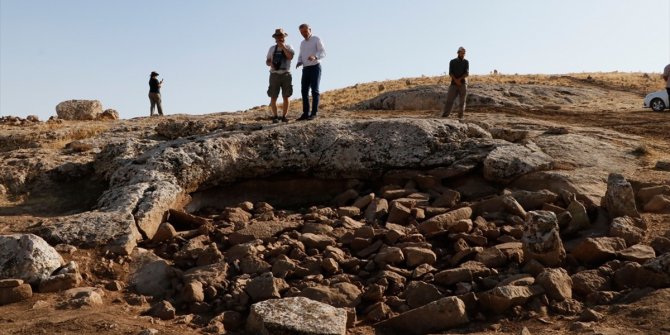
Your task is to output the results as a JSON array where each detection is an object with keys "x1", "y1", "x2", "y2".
[
  {"x1": 0, "y1": 115, "x2": 41, "y2": 126},
  {"x1": 126, "y1": 172, "x2": 670, "y2": 334},
  {"x1": 0, "y1": 234, "x2": 83, "y2": 306}
]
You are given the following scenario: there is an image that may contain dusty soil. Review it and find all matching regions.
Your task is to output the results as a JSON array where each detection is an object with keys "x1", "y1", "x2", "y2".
[{"x1": 1, "y1": 72, "x2": 669, "y2": 334}]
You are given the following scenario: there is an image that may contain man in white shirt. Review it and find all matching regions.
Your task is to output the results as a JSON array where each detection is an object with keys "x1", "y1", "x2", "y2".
[
  {"x1": 296, "y1": 23, "x2": 326, "y2": 121},
  {"x1": 663, "y1": 63, "x2": 670, "y2": 102},
  {"x1": 266, "y1": 28, "x2": 295, "y2": 123}
]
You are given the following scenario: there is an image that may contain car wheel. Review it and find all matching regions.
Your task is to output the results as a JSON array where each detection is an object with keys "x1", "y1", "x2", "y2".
[{"x1": 650, "y1": 98, "x2": 666, "y2": 112}]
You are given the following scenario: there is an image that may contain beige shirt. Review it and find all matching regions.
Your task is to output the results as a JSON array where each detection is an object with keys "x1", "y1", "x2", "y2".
[{"x1": 664, "y1": 64, "x2": 670, "y2": 88}]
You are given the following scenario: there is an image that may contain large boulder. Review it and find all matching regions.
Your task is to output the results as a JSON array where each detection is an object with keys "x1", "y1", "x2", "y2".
[
  {"x1": 247, "y1": 297, "x2": 348, "y2": 335},
  {"x1": 0, "y1": 234, "x2": 64, "y2": 285},
  {"x1": 483, "y1": 143, "x2": 553, "y2": 183},
  {"x1": 55, "y1": 99, "x2": 103, "y2": 120}
]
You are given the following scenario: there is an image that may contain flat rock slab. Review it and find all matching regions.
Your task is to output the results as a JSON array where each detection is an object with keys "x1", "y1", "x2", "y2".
[
  {"x1": 247, "y1": 296, "x2": 347, "y2": 335},
  {"x1": 228, "y1": 221, "x2": 302, "y2": 245},
  {"x1": 376, "y1": 296, "x2": 468, "y2": 334}
]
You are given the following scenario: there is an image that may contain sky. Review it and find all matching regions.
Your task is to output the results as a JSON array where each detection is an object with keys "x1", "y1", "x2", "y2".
[{"x1": 1, "y1": 0, "x2": 669, "y2": 120}]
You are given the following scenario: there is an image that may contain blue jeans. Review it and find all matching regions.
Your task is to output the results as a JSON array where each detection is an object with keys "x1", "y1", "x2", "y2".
[{"x1": 301, "y1": 64, "x2": 321, "y2": 117}]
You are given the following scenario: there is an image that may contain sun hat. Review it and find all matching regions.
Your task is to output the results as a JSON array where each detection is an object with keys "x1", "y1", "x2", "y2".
[{"x1": 272, "y1": 28, "x2": 288, "y2": 38}]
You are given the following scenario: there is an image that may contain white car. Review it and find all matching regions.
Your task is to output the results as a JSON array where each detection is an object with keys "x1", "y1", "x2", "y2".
[{"x1": 643, "y1": 90, "x2": 669, "y2": 112}]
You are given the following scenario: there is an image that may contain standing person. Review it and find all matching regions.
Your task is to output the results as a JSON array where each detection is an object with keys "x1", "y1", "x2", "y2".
[
  {"x1": 296, "y1": 23, "x2": 326, "y2": 121},
  {"x1": 148, "y1": 71, "x2": 164, "y2": 116},
  {"x1": 664, "y1": 63, "x2": 670, "y2": 102},
  {"x1": 266, "y1": 28, "x2": 295, "y2": 123},
  {"x1": 442, "y1": 47, "x2": 469, "y2": 119}
]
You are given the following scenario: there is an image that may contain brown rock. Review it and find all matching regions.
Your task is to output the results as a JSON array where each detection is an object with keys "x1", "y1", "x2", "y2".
[
  {"x1": 333, "y1": 189, "x2": 359, "y2": 207},
  {"x1": 365, "y1": 301, "x2": 392, "y2": 322},
  {"x1": 387, "y1": 201, "x2": 412, "y2": 225},
  {"x1": 536, "y1": 268, "x2": 572, "y2": 301},
  {"x1": 651, "y1": 236, "x2": 670, "y2": 255},
  {"x1": 0, "y1": 279, "x2": 23, "y2": 288},
  {"x1": 300, "y1": 233, "x2": 335, "y2": 250},
  {"x1": 182, "y1": 281, "x2": 205, "y2": 303},
  {"x1": 404, "y1": 281, "x2": 442, "y2": 308},
  {"x1": 478, "y1": 285, "x2": 544, "y2": 314},
  {"x1": 637, "y1": 185, "x2": 670, "y2": 205},
  {"x1": 352, "y1": 193, "x2": 375, "y2": 209},
  {"x1": 434, "y1": 262, "x2": 493, "y2": 286},
  {"x1": 245, "y1": 272, "x2": 289, "y2": 302},
  {"x1": 299, "y1": 282, "x2": 362, "y2": 308},
  {"x1": 229, "y1": 221, "x2": 301, "y2": 245},
  {"x1": 572, "y1": 237, "x2": 627, "y2": 265},
  {"x1": 432, "y1": 189, "x2": 461, "y2": 208},
  {"x1": 617, "y1": 244, "x2": 656, "y2": 263},
  {"x1": 644, "y1": 194, "x2": 670, "y2": 213},
  {"x1": 609, "y1": 216, "x2": 644, "y2": 246},
  {"x1": 152, "y1": 222, "x2": 178, "y2": 243},
  {"x1": 571, "y1": 270, "x2": 611, "y2": 297},
  {"x1": 403, "y1": 247, "x2": 437, "y2": 267},
  {"x1": 0, "y1": 283, "x2": 32, "y2": 305},
  {"x1": 337, "y1": 206, "x2": 361, "y2": 218},
  {"x1": 376, "y1": 296, "x2": 468, "y2": 335},
  {"x1": 364, "y1": 198, "x2": 389, "y2": 223},
  {"x1": 418, "y1": 206, "x2": 472, "y2": 235},
  {"x1": 475, "y1": 247, "x2": 508, "y2": 268},
  {"x1": 147, "y1": 300, "x2": 176, "y2": 320},
  {"x1": 38, "y1": 273, "x2": 82, "y2": 293},
  {"x1": 602, "y1": 173, "x2": 640, "y2": 218},
  {"x1": 374, "y1": 246, "x2": 405, "y2": 266}
]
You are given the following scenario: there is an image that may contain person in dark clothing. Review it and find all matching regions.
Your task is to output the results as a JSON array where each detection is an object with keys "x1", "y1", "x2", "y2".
[
  {"x1": 149, "y1": 71, "x2": 164, "y2": 116},
  {"x1": 442, "y1": 47, "x2": 469, "y2": 119}
]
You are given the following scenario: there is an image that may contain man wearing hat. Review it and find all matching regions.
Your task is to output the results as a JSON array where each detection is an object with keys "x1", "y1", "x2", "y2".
[
  {"x1": 149, "y1": 71, "x2": 164, "y2": 116},
  {"x1": 266, "y1": 28, "x2": 295, "y2": 123},
  {"x1": 442, "y1": 47, "x2": 469, "y2": 119}
]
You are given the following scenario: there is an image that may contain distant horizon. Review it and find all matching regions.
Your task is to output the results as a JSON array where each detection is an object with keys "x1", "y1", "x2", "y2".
[{"x1": 2, "y1": 0, "x2": 669, "y2": 119}]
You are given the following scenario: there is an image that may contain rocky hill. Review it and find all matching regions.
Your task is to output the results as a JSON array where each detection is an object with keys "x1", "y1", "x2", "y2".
[{"x1": 1, "y1": 73, "x2": 670, "y2": 335}]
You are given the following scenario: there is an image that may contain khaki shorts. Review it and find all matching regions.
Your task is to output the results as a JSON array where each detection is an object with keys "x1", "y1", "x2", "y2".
[{"x1": 267, "y1": 72, "x2": 293, "y2": 98}]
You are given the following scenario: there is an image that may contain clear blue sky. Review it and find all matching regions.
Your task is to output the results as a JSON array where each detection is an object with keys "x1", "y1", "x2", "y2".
[{"x1": 1, "y1": 0, "x2": 669, "y2": 120}]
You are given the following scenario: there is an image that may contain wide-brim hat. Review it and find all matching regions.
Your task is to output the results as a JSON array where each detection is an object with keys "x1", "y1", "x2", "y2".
[
  {"x1": 150, "y1": 71, "x2": 159, "y2": 76},
  {"x1": 272, "y1": 28, "x2": 288, "y2": 38}
]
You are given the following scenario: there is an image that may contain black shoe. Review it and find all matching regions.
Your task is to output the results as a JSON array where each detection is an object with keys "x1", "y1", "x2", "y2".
[
  {"x1": 307, "y1": 114, "x2": 317, "y2": 120},
  {"x1": 281, "y1": 116, "x2": 288, "y2": 123},
  {"x1": 272, "y1": 117, "x2": 279, "y2": 123},
  {"x1": 296, "y1": 114, "x2": 309, "y2": 121}
]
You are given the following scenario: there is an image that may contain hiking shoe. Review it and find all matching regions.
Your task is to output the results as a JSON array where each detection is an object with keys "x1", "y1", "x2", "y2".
[
  {"x1": 281, "y1": 116, "x2": 288, "y2": 122},
  {"x1": 272, "y1": 117, "x2": 279, "y2": 123},
  {"x1": 296, "y1": 114, "x2": 309, "y2": 121},
  {"x1": 308, "y1": 114, "x2": 318, "y2": 120}
]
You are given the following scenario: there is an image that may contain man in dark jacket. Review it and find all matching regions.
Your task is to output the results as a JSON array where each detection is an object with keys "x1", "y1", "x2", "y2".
[
  {"x1": 442, "y1": 47, "x2": 469, "y2": 119},
  {"x1": 149, "y1": 71, "x2": 164, "y2": 116}
]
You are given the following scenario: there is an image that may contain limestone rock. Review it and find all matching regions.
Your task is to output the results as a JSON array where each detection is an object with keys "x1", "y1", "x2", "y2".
[
  {"x1": 247, "y1": 297, "x2": 347, "y2": 335},
  {"x1": 522, "y1": 211, "x2": 565, "y2": 267},
  {"x1": 55, "y1": 99, "x2": 103, "y2": 120},
  {"x1": 0, "y1": 234, "x2": 64, "y2": 285},
  {"x1": 376, "y1": 296, "x2": 469, "y2": 335},
  {"x1": 602, "y1": 173, "x2": 639, "y2": 218},
  {"x1": 483, "y1": 143, "x2": 553, "y2": 183},
  {"x1": 129, "y1": 249, "x2": 175, "y2": 297}
]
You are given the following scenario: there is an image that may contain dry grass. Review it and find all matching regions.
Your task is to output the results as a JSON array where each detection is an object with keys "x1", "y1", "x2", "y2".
[{"x1": 243, "y1": 72, "x2": 665, "y2": 118}]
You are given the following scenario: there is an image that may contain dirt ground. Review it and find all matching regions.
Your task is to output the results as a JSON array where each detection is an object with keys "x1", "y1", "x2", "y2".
[{"x1": 1, "y1": 73, "x2": 670, "y2": 334}]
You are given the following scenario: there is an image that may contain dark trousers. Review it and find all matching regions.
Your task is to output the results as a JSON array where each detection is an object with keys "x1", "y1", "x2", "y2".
[
  {"x1": 667, "y1": 88, "x2": 670, "y2": 102},
  {"x1": 301, "y1": 64, "x2": 321, "y2": 117}
]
